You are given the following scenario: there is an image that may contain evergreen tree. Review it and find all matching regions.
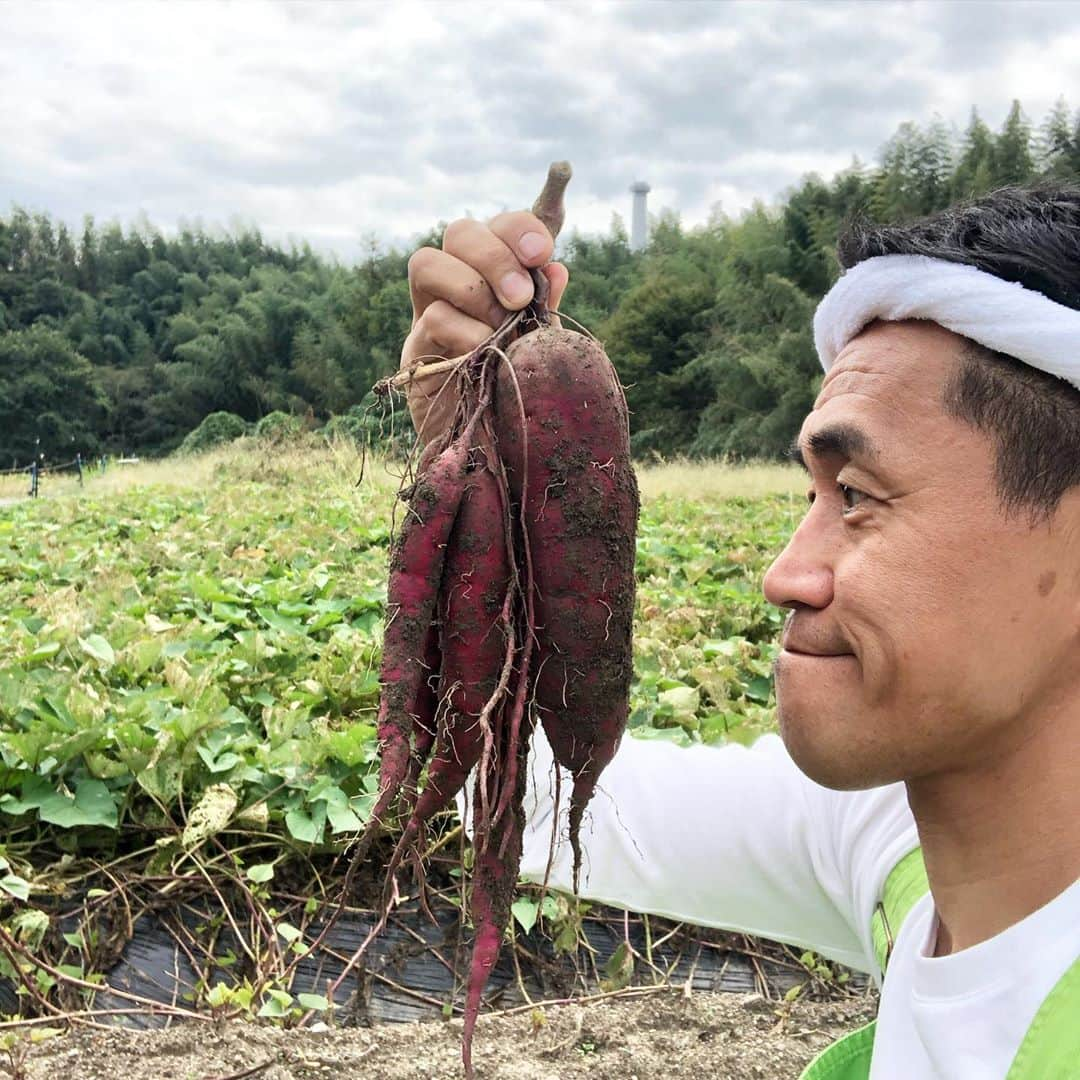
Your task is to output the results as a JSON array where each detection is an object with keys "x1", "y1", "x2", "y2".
[
  {"x1": 994, "y1": 100, "x2": 1035, "y2": 186},
  {"x1": 1038, "y1": 97, "x2": 1080, "y2": 177},
  {"x1": 952, "y1": 108, "x2": 996, "y2": 200}
]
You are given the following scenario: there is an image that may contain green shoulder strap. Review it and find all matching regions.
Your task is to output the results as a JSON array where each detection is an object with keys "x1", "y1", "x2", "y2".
[
  {"x1": 799, "y1": 1020, "x2": 878, "y2": 1080},
  {"x1": 798, "y1": 847, "x2": 928, "y2": 1080},
  {"x1": 1005, "y1": 953, "x2": 1080, "y2": 1080},
  {"x1": 870, "y1": 846, "x2": 930, "y2": 972}
]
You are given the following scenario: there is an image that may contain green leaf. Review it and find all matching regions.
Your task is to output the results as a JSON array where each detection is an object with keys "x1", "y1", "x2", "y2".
[
  {"x1": 196, "y1": 745, "x2": 243, "y2": 773},
  {"x1": 257, "y1": 607, "x2": 306, "y2": 636},
  {"x1": 136, "y1": 756, "x2": 182, "y2": 805},
  {"x1": 211, "y1": 602, "x2": 248, "y2": 626},
  {"x1": 206, "y1": 983, "x2": 233, "y2": 1009},
  {"x1": 309, "y1": 783, "x2": 363, "y2": 834},
  {"x1": 79, "y1": 634, "x2": 116, "y2": 667},
  {"x1": 40, "y1": 693, "x2": 76, "y2": 731},
  {"x1": 511, "y1": 897, "x2": 539, "y2": 934},
  {"x1": 10, "y1": 909, "x2": 48, "y2": 947},
  {"x1": 657, "y1": 685, "x2": 700, "y2": 720},
  {"x1": 541, "y1": 896, "x2": 562, "y2": 921},
  {"x1": 703, "y1": 639, "x2": 739, "y2": 660},
  {"x1": 144, "y1": 613, "x2": 175, "y2": 634},
  {"x1": 744, "y1": 674, "x2": 773, "y2": 703},
  {"x1": 599, "y1": 942, "x2": 634, "y2": 993},
  {"x1": 53, "y1": 729, "x2": 105, "y2": 767},
  {"x1": 256, "y1": 986, "x2": 295, "y2": 1018},
  {"x1": 297, "y1": 993, "x2": 329, "y2": 1011},
  {"x1": 3, "y1": 725, "x2": 57, "y2": 770},
  {"x1": 246, "y1": 862, "x2": 275, "y2": 884},
  {"x1": 27, "y1": 1027, "x2": 64, "y2": 1045},
  {"x1": 0, "y1": 873, "x2": 30, "y2": 901},
  {"x1": 35, "y1": 779, "x2": 118, "y2": 829},
  {"x1": 285, "y1": 804, "x2": 326, "y2": 845},
  {"x1": 325, "y1": 800, "x2": 362, "y2": 835},
  {"x1": 325, "y1": 722, "x2": 376, "y2": 768},
  {"x1": 629, "y1": 725, "x2": 691, "y2": 746},
  {"x1": 25, "y1": 640, "x2": 62, "y2": 663},
  {"x1": 0, "y1": 794, "x2": 35, "y2": 816}
]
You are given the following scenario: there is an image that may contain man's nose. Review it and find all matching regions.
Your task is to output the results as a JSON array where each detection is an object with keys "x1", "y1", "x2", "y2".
[{"x1": 762, "y1": 514, "x2": 835, "y2": 612}]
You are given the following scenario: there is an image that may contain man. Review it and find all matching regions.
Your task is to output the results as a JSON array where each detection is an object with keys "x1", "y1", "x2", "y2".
[{"x1": 400, "y1": 185, "x2": 1080, "y2": 1078}]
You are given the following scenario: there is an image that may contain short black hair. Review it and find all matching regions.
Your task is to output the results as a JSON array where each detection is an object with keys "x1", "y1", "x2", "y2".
[{"x1": 837, "y1": 185, "x2": 1080, "y2": 520}]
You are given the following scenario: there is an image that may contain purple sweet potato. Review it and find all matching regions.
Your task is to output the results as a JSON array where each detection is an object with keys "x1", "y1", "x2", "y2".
[
  {"x1": 368, "y1": 436, "x2": 470, "y2": 831},
  {"x1": 494, "y1": 326, "x2": 639, "y2": 889},
  {"x1": 396, "y1": 453, "x2": 511, "y2": 847}
]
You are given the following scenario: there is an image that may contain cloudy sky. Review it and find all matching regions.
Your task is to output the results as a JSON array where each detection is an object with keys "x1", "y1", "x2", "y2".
[{"x1": 2, "y1": 0, "x2": 1078, "y2": 261}]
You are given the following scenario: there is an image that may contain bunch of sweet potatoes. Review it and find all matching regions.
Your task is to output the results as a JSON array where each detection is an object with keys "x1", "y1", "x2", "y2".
[{"x1": 363, "y1": 166, "x2": 638, "y2": 1076}]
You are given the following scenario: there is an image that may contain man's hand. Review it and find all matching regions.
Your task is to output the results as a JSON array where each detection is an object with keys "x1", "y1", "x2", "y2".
[{"x1": 401, "y1": 212, "x2": 569, "y2": 442}]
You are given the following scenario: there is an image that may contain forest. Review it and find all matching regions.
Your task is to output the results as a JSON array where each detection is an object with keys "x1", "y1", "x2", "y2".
[{"x1": 2, "y1": 99, "x2": 1079, "y2": 465}]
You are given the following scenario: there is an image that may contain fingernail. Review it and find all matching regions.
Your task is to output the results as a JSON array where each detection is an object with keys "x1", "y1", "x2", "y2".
[
  {"x1": 518, "y1": 231, "x2": 547, "y2": 260},
  {"x1": 500, "y1": 271, "x2": 532, "y2": 306}
]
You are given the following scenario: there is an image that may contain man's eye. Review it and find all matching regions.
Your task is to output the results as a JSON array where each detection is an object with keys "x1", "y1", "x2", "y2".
[{"x1": 839, "y1": 483, "x2": 867, "y2": 513}]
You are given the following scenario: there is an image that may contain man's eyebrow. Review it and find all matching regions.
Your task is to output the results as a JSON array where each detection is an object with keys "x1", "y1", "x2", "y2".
[{"x1": 788, "y1": 424, "x2": 878, "y2": 471}]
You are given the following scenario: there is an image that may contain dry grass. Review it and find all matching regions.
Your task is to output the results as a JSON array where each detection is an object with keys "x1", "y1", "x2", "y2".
[
  {"x1": 635, "y1": 458, "x2": 805, "y2": 501},
  {"x1": 0, "y1": 453, "x2": 226, "y2": 502},
  {"x1": 0, "y1": 438, "x2": 404, "y2": 507},
  {"x1": 0, "y1": 443, "x2": 805, "y2": 510}
]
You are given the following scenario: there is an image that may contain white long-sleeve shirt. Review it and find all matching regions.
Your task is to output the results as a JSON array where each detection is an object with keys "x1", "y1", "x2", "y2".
[{"x1": 505, "y1": 729, "x2": 1080, "y2": 1079}]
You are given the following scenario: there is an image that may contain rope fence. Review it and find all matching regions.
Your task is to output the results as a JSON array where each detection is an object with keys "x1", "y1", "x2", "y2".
[{"x1": 0, "y1": 451, "x2": 112, "y2": 500}]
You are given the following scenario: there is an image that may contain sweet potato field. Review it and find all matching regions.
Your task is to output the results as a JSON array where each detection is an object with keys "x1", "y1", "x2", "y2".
[{"x1": 0, "y1": 439, "x2": 805, "y2": 1028}]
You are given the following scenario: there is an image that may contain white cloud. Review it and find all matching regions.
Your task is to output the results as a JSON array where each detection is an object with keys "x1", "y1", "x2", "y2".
[{"x1": 1, "y1": 0, "x2": 1077, "y2": 261}]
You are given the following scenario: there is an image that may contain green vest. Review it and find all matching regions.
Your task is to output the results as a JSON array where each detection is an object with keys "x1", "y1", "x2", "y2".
[{"x1": 799, "y1": 848, "x2": 1080, "y2": 1079}]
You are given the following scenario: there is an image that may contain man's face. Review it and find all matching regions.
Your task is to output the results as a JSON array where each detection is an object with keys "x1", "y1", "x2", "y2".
[{"x1": 762, "y1": 320, "x2": 1080, "y2": 790}]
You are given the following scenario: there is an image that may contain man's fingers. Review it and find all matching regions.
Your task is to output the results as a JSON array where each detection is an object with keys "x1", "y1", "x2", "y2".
[
  {"x1": 487, "y1": 211, "x2": 556, "y2": 268},
  {"x1": 401, "y1": 206, "x2": 568, "y2": 446},
  {"x1": 403, "y1": 301, "x2": 492, "y2": 372},
  {"x1": 442, "y1": 217, "x2": 537, "y2": 311},
  {"x1": 408, "y1": 247, "x2": 505, "y2": 328},
  {"x1": 543, "y1": 262, "x2": 569, "y2": 313}
]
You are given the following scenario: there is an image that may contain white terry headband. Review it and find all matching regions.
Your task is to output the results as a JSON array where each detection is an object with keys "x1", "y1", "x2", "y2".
[{"x1": 813, "y1": 254, "x2": 1080, "y2": 392}]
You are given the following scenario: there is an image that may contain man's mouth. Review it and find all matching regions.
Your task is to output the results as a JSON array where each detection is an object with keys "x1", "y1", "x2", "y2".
[
  {"x1": 780, "y1": 619, "x2": 853, "y2": 658},
  {"x1": 781, "y1": 644, "x2": 853, "y2": 658}
]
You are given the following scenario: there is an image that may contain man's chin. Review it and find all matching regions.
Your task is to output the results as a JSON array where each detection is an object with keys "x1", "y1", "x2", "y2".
[{"x1": 777, "y1": 704, "x2": 892, "y2": 791}]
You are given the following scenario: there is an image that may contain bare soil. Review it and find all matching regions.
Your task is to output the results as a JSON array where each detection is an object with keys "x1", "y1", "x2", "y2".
[{"x1": 12, "y1": 990, "x2": 875, "y2": 1080}]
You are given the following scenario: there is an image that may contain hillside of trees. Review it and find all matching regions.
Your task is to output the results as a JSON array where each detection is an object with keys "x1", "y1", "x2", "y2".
[{"x1": 2, "y1": 99, "x2": 1078, "y2": 465}]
